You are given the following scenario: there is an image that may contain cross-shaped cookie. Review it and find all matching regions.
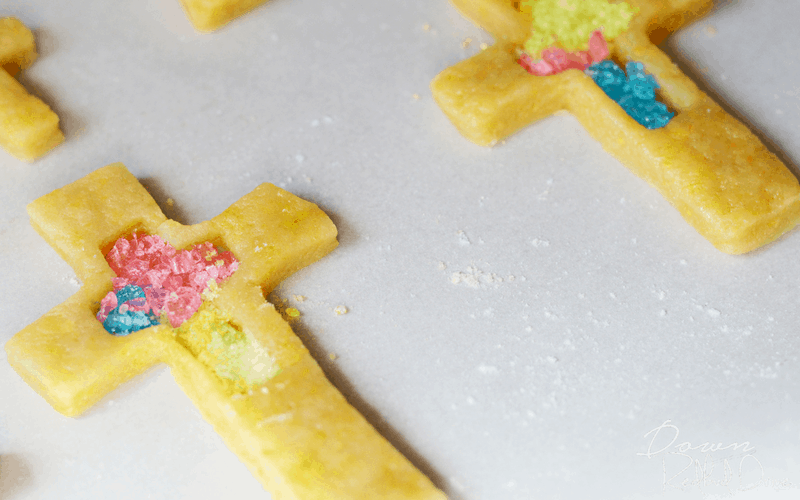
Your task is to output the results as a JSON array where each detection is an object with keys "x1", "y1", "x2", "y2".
[
  {"x1": 6, "y1": 163, "x2": 445, "y2": 499},
  {"x1": 432, "y1": 0, "x2": 800, "y2": 254}
]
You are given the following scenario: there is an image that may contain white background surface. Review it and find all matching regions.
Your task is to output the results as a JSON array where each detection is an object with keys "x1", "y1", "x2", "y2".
[{"x1": 1, "y1": 0, "x2": 800, "y2": 498}]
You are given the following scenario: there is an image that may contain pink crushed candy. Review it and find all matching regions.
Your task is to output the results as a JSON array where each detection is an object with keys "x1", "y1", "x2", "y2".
[
  {"x1": 519, "y1": 30, "x2": 609, "y2": 76},
  {"x1": 98, "y1": 234, "x2": 239, "y2": 328}
]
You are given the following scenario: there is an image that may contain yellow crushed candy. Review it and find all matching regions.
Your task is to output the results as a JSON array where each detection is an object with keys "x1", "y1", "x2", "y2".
[
  {"x1": 520, "y1": 0, "x2": 636, "y2": 58},
  {"x1": 174, "y1": 302, "x2": 278, "y2": 392}
]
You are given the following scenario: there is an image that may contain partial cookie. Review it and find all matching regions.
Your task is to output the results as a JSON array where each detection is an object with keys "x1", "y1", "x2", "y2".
[
  {"x1": 431, "y1": 0, "x2": 800, "y2": 254},
  {"x1": 0, "y1": 17, "x2": 63, "y2": 161},
  {"x1": 178, "y1": 0, "x2": 271, "y2": 31},
  {"x1": 5, "y1": 163, "x2": 446, "y2": 500}
]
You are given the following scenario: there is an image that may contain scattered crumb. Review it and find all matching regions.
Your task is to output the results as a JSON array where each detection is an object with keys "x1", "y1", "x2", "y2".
[
  {"x1": 437, "y1": 261, "x2": 447, "y2": 271},
  {"x1": 329, "y1": 353, "x2": 338, "y2": 360},
  {"x1": 412, "y1": 93, "x2": 421, "y2": 100},
  {"x1": 531, "y1": 238, "x2": 550, "y2": 248},
  {"x1": 422, "y1": 23, "x2": 430, "y2": 31},
  {"x1": 334, "y1": 305, "x2": 348, "y2": 315},
  {"x1": 480, "y1": 42, "x2": 488, "y2": 50},
  {"x1": 449, "y1": 266, "x2": 503, "y2": 288},
  {"x1": 461, "y1": 37, "x2": 472, "y2": 48},
  {"x1": 478, "y1": 364, "x2": 498, "y2": 374},
  {"x1": 286, "y1": 307, "x2": 300, "y2": 318},
  {"x1": 704, "y1": 25, "x2": 717, "y2": 37},
  {"x1": 166, "y1": 198, "x2": 174, "y2": 207},
  {"x1": 293, "y1": 295, "x2": 306, "y2": 302}
]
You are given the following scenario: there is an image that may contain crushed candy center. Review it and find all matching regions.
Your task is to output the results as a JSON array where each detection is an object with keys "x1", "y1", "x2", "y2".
[
  {"x1": 520, "y1": 0, "x2": 636, "y2": 60},
  {"x1": 98, "y1": 233, "x2": 238, "y2": 334},
  {"x1": 516, "y1": 0, "x2": 672, "y2": 129}
]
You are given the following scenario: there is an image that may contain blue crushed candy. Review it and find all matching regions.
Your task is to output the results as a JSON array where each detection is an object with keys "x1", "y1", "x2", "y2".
[
  {"x1": 102, "y1": 284, "x2": 159, "y2": 336},
  {"x1": 586, "y1": 60, "x2": 673, "y2": 129}
]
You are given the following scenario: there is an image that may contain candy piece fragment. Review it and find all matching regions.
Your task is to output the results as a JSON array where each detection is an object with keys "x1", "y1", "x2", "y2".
[{"x1": 586, "y1": 60, "x2": 673, "y2": 129}]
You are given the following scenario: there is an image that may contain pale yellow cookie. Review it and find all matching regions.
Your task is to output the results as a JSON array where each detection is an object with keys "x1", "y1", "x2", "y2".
[
  {"x1": 6, "y1": 163, "x2": 446, "y2": 500},
  {"x1": 431, "y1": 0, "x2": 800, "y2": 254},
  {"x1": 178, "y1": 0, "x2": 271, "y2": 31},
  {"x1": 0, "y1": 17, "x2": 63, "y2": 161}
]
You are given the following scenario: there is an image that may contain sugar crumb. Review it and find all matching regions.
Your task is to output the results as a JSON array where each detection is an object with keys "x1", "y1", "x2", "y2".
[
  {"x1": 531, "y1": 238, "x2": 550, "y2": 248},
  {"x1": 450, "y1": 266, "x2": 503, "y2": 288}
]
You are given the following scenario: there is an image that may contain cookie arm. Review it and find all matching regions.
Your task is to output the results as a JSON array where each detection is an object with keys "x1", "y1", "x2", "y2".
[
  {"x1": 0, "y1": 59, "x2": 63, "y2": 161},
  {"x1": 0, "y1": 17, "x2": 64, "y2": 161},
  {"x1": 178, "y1": 0, "x2": 271, "y2": 32},
  {"x1": 431, "y1": 43, "x2": 568, "y2": 146},
  {"x1": 0, "y1": 17, "x2": 37, "y2": 72}
]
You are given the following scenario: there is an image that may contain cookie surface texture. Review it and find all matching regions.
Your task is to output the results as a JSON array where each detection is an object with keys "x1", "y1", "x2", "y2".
[
  {"x1": 5, "y1": 163, "x2": 446, "y2": 500},
  {"x1": 431, "y1": 0, "x2": 800, "y2": 254},
  {"x1": 178, "y1": 0, "x2": 271, "y2": 31},
  {"x1": 0, "y1": 17, "x2": 63, "y2": 161}
]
